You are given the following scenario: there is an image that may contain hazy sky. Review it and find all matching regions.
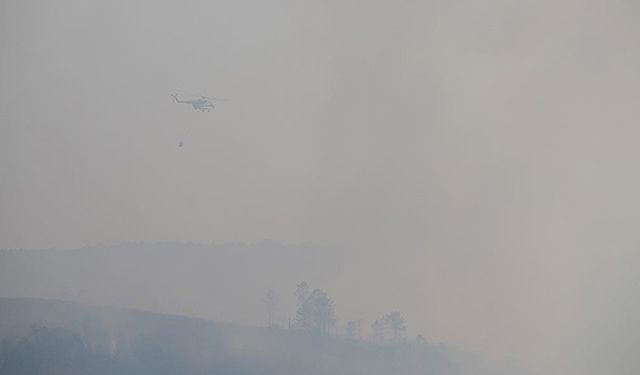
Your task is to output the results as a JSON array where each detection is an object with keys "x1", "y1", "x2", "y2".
[{"x1": 2, "y1": 0, "x2": 640, "y2": 374}]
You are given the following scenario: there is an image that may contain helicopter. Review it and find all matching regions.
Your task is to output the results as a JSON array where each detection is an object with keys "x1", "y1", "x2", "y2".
[{"x1": 171, "y1": 93, "x2": 224, "y2": 112}]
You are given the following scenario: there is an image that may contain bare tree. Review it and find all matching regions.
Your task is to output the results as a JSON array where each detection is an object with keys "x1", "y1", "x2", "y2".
[
  {"x1": 263, "y1": 290, "x2": 278, "y2": 328},
  {"x1": 371, "y1": 312, "x2": 407, "y2": 343},
  {"x1": 345, "y1": 319, "x2": 362, "y2": 340},
  {"x1": 346, "y1": 321, "x2": 357, "y2": 340},
  {"x1": 294, "y1": 281, "x2": 311, "y2": 329},
  {"x1": 295, "y1": 281, "x2": 309, "y2": 308}
]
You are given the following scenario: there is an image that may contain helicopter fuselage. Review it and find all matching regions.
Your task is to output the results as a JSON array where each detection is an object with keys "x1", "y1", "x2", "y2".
[{"x1": 172, "y1": 94, "x2": 216, "y2": 112}]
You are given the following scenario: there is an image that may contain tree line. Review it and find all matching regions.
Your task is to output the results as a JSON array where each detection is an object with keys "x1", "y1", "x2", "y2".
[{"x1": 264, "y1": 281, "x2": 410, "y2": 344}]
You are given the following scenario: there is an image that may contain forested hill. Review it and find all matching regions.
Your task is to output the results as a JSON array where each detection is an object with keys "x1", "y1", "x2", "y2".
[{"x1": 0, "y1": 297, "x2": 526, "y2": 375}]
